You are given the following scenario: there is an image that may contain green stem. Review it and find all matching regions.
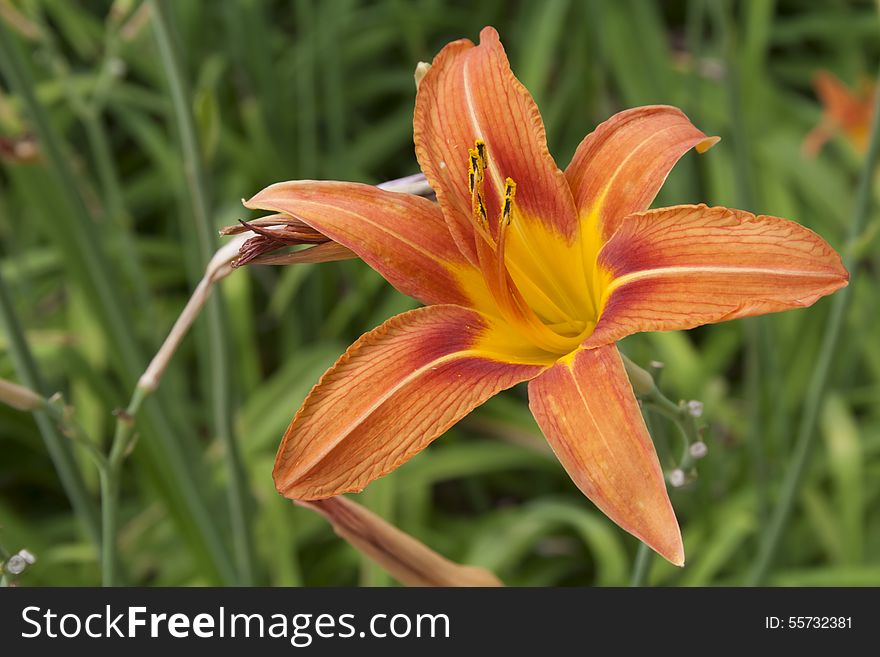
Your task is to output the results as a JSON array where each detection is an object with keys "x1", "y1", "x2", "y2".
[
  {"x1": 748, "y1": 65, "x2": 880, "y2": 585},
  {"x1": 624, "y1": 354, "x2": 700, "y2": 580},
  {"x1": 98, "y1": 470, "x2": 118, "y2": 586},
  {"x1": 151, "y1": 0, "x2": 254, "y2": 585},
  {"x1": 98, "y1": 385, "x2": 147, "y2": 586},
  {"x1": 712, "y1": 0, "x2": 772, "y2": 531},
  {"x1": 0, "y1": 272, "x2": 101, "y2": 544},
  {"x1": 359, "y1": 475, "x2": 395, "y2": 587},
  {"x1": 629, "y1": 542, "x2": 653, "y2": 587}
]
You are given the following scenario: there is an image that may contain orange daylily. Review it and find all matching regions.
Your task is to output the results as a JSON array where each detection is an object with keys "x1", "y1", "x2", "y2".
[
  {"x1": 804, "y1": 70, "x2": 875, "y2": 156},
  {"x1": 245, "y1": 27, "x2": 848, "y2": 565}
]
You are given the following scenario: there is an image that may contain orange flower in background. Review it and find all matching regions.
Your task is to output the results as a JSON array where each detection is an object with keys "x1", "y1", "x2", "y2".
[
  {"x1": 804, "y1": 70, "x2": 875, "y2": 156},
  {"x1": 245, "y1": 27, "x2": 848, "y2": 565}
]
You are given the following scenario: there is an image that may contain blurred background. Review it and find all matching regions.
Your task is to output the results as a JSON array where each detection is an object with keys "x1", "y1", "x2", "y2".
[{"x1": 1, "y1": 0, "x2": 878, "y2": 586}]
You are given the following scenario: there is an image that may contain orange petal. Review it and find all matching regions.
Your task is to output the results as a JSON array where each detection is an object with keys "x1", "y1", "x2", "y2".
[
  {"x1": 814, "y1": 70, "x2": 860, "y2": 125},
  {"x1": 528, "y1": 344, "x2": 683, "y2": 565},
  {"x1": 414, "y1": 26, "x2": 577, "y2": 263},
  {"x1": 274, "y1": 305, "x2": 544, "y2": 500},
  {"x1": 245, "y1": 180, "x2": 475, "y2": 306},
  {"x1": 585, "y1": 204, "x2": 849, "y2": 347},
  {"x1": 566, "y1": 105, "x2": 718, "y2": 244}
]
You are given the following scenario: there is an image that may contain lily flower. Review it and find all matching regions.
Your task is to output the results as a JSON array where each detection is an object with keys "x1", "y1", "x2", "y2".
[
  {"x1": 803, "y1": 70, "x2": 875, "y2": 156},
  {"x1": 245, "y1": 27, "x2": 848, "y2": 565}
]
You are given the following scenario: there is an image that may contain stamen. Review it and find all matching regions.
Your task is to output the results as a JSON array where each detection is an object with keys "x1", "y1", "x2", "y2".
[
  {"x1": 476, "y1": 193, "x2": 488, "y2": 225},
  {"x1": 475, "y1": 139, "x2": 487, "y2": 169},
  {"x1": 468, "y1": 152, "x2": 478, "y2": 189},
  {"x1": 468, "y1": 142, "x2": 494, "y2": 241},
  {"x1": 491, "y1": 177, "x2": 581, "y2": 353},
  {"x1": 501, "y1": 177, "x2": 516, "y2": 226},
  {"x1": 464, "y1": 144, "x2": 584, "y2": 353}
]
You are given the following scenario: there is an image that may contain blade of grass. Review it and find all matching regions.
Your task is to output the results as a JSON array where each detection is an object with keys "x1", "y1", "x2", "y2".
[
  {"x1": 0, "y1": 270, "x2": 100, "y2": 544},
  {"x1": 711, "y1": 0, "x2": 772, "y2": 532},
  {"x1": 748, "y1": 62, "x2": 880, "y2": 585},
  {"x1": 0, "y1": 19, "x2": 234, "y2": 583},
  {"x1": 150, "y1": 0, "x2": 255, "y2": 586}
]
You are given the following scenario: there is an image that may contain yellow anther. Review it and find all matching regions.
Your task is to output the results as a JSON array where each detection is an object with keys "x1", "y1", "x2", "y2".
[
  {"x1": 468, "y1": 148, "x2": 483, "y2": 186},
  {"x1": 475, "y1": 139, "x2": 488, "y2": 169},
  {"x1": 476, "y1": 192, "x2": 488, "y2": 225},
  {"x1": 502, "y1": 177, "x2": 517, "y2": 225}
]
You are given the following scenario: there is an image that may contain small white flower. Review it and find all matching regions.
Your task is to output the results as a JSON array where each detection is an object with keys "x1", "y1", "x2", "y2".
[
  {"x1": 668, "y1": 469, "x2": 686, "y2": 488},
  {"x1": 686, "y1": 400, "x2": 704, "y2": 418},
  {"x1": 3, "y1": 549, "x2": 36, "y2": 575},
  {"x1": 689, "y1": 441, "x2": 708, "y2": 459}
]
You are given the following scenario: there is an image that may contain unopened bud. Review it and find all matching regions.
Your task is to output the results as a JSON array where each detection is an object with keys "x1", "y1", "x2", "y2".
[
  {"x1": 649, "y1": 360, "x2": 665, "y2": 370},
  {"x1": 686, "y1": 400, "x2": 704, "y2": 418},
  {"x1": 4, "y1": 549, "x2": 35, "y2": 575},
  {"x1": 668, "y1": 469, "x2": 686, "y2": 488},
  {"x1": 621, "y1": 355, "x2": 655, "y2": 396},
  {"x1": 689, "y1": 441, "x2": 708, "y2": 460}
]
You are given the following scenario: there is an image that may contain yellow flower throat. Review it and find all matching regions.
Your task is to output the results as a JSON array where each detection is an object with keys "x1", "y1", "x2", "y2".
[{"x1": 463, "y1": 140, "x2": 602, "y2": 359}]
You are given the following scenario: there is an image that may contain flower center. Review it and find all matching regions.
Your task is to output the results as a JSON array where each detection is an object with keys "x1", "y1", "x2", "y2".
[{"x1": 465, "y1": 140, "x2": 592, "y2": 355}]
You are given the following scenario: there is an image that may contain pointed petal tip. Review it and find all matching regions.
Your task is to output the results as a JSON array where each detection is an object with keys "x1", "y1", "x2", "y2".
[
  {"x1": 478, "y1": 25, "x2": 500, "y2": 43},
  {"x1": 636, "y1": 522, "x2": 684, "y2": 567},
  {"x1": 696, "y1": 135, "x2": 721, "y2": 153},
  {"x1": 243, "y1": 181, "x2": 289, "y2": 211},
  {"x1": 663, "y1": 536, "x2": 686, "y2": 568},
  {"x1": 633, "y1": 506, "x2": 685, "y2": 567}
]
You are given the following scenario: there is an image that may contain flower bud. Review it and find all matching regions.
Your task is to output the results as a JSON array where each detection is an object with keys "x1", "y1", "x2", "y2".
[
  {"x1": 686, "y1": 400, "x2": 704, "y2": 418},
  {"x1": 668, "y1": 469, "x2": 686, "y2": 488},
  {"x1": 689, "y1": 441, "x2": 708, "y2": 459}
]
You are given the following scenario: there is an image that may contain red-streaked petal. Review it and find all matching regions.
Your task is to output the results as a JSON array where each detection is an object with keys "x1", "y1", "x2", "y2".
[
  {"x1": 585, "y1": 204, "x2": 849, "y2": 347},
  {"x1": 274, "y1": 305, "x2": 545, "y2": 500},
  {"x1": 414, "y1": 25, "x2": 578, "y2": 263},
  {"x1": 528, "y1": 344, "x2": 683, "y2": 565},
  {"x1": 245, "y1": 180, "x2": 475, "y2": 306},
  {"x1": 566, "y1": 105, "x2": 718, "y2": 244}
]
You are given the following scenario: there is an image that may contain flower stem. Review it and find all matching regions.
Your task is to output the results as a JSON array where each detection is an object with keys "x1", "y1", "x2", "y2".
[
  {"x1": 623, "y1": 354, "x2": 701, "y2": 580},
  {"x1": 99, "y1": 386, "x2": 147, "y2": 586},
  {"x1": 151, "y1": 0, "x2": 255, "y2": 585},
  {"x1": 629, "y1": 541, "x2": 653, "y2": 587},
  {"x1": 711, "y1": 0, "x2": 772, "y2": 528},
  {"x1": 748, "y1": 65, "x2": 880, "y2": 585}
]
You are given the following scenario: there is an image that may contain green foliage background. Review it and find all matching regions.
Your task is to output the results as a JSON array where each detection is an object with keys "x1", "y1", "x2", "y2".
[{"x1": 1, "y1": 0, "x2": 878, "y2": 586}]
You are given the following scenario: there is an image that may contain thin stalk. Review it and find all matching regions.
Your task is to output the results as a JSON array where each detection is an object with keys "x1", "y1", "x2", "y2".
[
  {"x1": 151, "y1": 0, "x2": 255, "y2": 585},
  {"x1": 359, "y1": 475, "x2": 395, "y2": 587},
  {"x1": 98, "y1": 471, "x2": 118, "y2": 586},
  {"x1": 629, "y1": 542, "x2": 653, "y2": 587},
  {"x1": 99, "y1": 386, "x2": 146, "y2": 586},
  {"x1": 0, "y1": 271, "x2": 100, "y2": 544},
  {"x1": 748, "y1": 66, "x2": 880, "y2": 585},
  {"x1": 712, "y1": 0, "x2": 771, "y2": 527},
  {"x1": 624, "y1": 355, "x2": 699, "y2": 581},
  {"x1": 0, "y1": 21, "x2": 234, "y2": 582}
]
